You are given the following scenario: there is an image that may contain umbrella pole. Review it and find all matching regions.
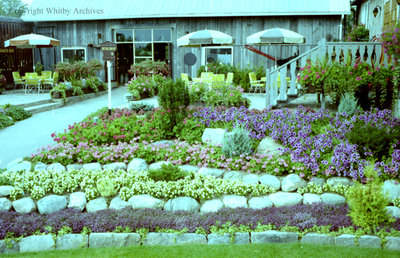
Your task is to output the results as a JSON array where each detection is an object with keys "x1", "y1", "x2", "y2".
[{"x1": 33, "y1": 49, "x2": 35, "y2": 72}]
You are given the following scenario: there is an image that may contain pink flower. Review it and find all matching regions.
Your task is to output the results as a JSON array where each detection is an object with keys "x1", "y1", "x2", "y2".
[
  {"x1": 368, "y1": 71, "x2": 372, "y2": 75},
  {"x1": 316, "y1": 75, "x2": 320, "y2": 79},
  {"x1": 356, "y1": 76, "x2": 362, "y2": 81}
]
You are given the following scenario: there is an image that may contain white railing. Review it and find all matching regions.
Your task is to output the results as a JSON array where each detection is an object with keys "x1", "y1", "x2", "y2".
[{"x1": 264, "y1": 40, "x2": 390, "y2": 109}]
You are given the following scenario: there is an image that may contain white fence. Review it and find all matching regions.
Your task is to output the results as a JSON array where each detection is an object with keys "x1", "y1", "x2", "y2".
[{"x1": 264, "y1": 40, "x2": 391, "y2": 109}]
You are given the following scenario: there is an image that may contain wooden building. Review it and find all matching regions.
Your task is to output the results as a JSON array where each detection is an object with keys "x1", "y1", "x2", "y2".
[
  {"x1": 352, "y1": 0, "x2": 400, "y2": 39},
  {"x1": 0, "y1": 16, "x2": 33, "y2": 87},
  {"x1": 22, "y1": 0, "x2": 350, "y2": 83}
]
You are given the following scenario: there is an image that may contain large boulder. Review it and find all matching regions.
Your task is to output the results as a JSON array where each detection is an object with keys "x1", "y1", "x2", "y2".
[
  {"x1": 34, "y1": 162, "x2": 47, "y2": 171},
  {"x1": 109, "y1": 196, "x2": 131, "y2": 210},
  {"x1": 56, "y1": 234, "x2": 88, "y2": 250},
  {"x1": 86, "y1": 197, "x2": 108, "y2": 212},
  {"x1": 308, "y1": 177, "x2": 326, "y2": 187},
  {"x1": 66, "y1": 164, "x2": 83, "y2": 172},
  {"x1": 89, "y1": 233, "x2": 140, "y2": 247},
  {"x1": 82, "y1": 163, "x2": 102, "y2": 171},
  {"x1": 148, "y1": 161, "x2": 172, "y2": 171},
  {"x1": 386, "y1": 206, "x2": 400, "y2": 219},
  {"x1": 198, "y1": 167, "x2": 224, "y2": 178},
  {"x1": 6, "y1": 160, "x2": 31, "y2": 172},
  {"x1": 12, "y1": 197, "x2": 36, "y2": 214},
  {"x1": 19, "y1": 235, "x2": 55, "y2": 253},
  {"x1": 303, "y1": 193, "x2": 322, "y2": 205},
  {"x1": 68, "y1": 192, "x2": 87, "y2": 211},
  {"x1": 103, "y1": 162, "x2": 127, "y2": 171},
  {"x1": 200, "y1": 199, "x2": 224, "y2": 213},
  {"x1": 0, "y1": 198, "x2": 12, "y2": 211},
  {"x1": 127, "y1": 158, "x2": 148, "y2": 172},
  {"x1": 248, "y1": 196, "x2": 273, "y2": 209},
  {"x1": 281, "y1": 174, "x2": 306, "y2": 192},
  {"x1": 201, "y1": 128, "x2": 225, "y2": 147},
  {"x1": 164, "y1": 197, "x2": 200, "y2": 212},
  {"x1": 129, "y1": 195, "x2": 165, "y2": 209},
  {"x1": 382, "y1": 180, "x2": 400, "y2": 201},
  {"x1": 46, "y1": 163, "x2": 66, "y2": 172},
  {"x1": 222, "y1": 195, "x2": 248, "y2": 209},
  {"x1": 256, "y1": 137, "x2": 284, "y2": 156},
  {"x1": 320, "y1": 193, "x2": 346, "y2": 205},
  {"x1": 259, "y1": 174, "x2": 281, "y2": 190},
  {"x1": 37, "y1": 195, "x2": 68, "y2": 214},
  {"x1": 326, "y1": 177, "x2": 354, "y2": 187},
  {"x1": 268, "y1": 192, "x2": 303, "y2": 207},
  {"x1": 178, "y1": 165, "x2": 200, "y2": 173},
  {"x1": 223, "y1": 171, "x2": 246, "y2": 181},
  {"x1": 0, "y1": 186, "x2": 13, "y2": 197},
  {"x1": 242, "y1": 174, "x2": 260, "y2": 184}
]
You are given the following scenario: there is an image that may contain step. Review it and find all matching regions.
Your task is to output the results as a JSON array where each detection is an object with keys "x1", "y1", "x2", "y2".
[
  {"x1": 25, "y1": 102, "x2": 65, "y2": 114},
  {"x1": 17, "y1": 99, "x2": 53, "y2": 108}
]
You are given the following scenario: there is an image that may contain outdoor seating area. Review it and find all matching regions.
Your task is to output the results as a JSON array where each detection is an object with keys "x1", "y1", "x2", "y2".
[{"x1": 12, "y1": 71, "x2": 58, "y2": 94}]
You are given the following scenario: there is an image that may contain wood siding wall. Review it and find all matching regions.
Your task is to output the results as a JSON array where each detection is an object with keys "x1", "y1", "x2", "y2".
[
  {"x1": 0, "y1": 18, "x2": 33, "y2": 84},
  {"x1": 34, "y1": 15, "x2": 341, "y2": 81}
]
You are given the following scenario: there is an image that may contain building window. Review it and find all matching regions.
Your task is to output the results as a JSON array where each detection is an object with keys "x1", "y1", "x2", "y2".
[
  {"x1": 202, "y1": 47, "x2": 233, "y2": 66},
  {"x1": 61, "y1": 47, "x2": 86, "y2": 63},
  {"x1": 114, "y1": 28, "x2": 171, "y2": 64}
]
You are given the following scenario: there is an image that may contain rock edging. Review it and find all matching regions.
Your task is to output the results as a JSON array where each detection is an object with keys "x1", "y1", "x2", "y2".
[{"x1": 1, "y1": 232, "x2": 399, "y2": 254}]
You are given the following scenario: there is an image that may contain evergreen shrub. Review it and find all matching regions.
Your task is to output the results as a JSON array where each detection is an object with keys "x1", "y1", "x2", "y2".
[{"x1": 222, "y1": 124, "x2": 253, "y2": 158}]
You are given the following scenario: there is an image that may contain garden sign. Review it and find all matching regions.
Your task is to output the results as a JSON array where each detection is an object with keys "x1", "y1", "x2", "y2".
[{"x1": 100, "y1": 41, "x2": 117, "y2": 114}]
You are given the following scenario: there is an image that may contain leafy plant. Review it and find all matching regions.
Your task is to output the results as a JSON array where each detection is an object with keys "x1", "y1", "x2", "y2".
[
  {"x1": 381, "y1": 23, "x2": 400, "y2": 62},
  {"x1": 128, "y1": 60, "x2": 170, "y2": 77},
  {"x1": 173, "y1": 115, "x2": 206, "y2": 143},
  {"x1": 157, "y1": 79, "x2": 190, "y2": 138},
  {"x1": 0, "y1": 113, "x2": 14, "y2": 129},
  {"x1": 1, "y1": 104, "x2": 32, "y2": 122},
  {"x1": 346, "y1": 120, "x2": 400, "y2": 161},
  {"x1": 126, "y1": 75, "x2": 156, "y2": 100},
  {"x1": 338, "y1": 92, "x2": 362, "y2": 116},
  {"x1": 345, "y1": 24, "x2": 369, "y2": 42},
  {"x1": 147, "y1": 163, "x2": 189, "y2": 182},
  {"x1": 222, "y1": 124, "x2": 253, "y2": 158},
  {"x1": 97, "y1": 178, "x2": 118, "y2": 197},
  {"x1": 346, "y1": 164, "x2": 394, "y2": 233}
]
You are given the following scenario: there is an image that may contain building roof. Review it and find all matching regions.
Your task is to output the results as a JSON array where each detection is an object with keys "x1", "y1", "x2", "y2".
[{"x1": 22, "y1": 0, "x2": 351, "y2": 22}]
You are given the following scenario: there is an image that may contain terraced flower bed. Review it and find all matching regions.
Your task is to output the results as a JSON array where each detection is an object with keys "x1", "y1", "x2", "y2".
[{"x1": 2, "y1": 105, "x2": 400, "y2": 253}]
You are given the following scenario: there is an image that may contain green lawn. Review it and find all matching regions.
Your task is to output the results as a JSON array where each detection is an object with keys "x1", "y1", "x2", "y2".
[{"x1": 4, "y1": 243, "x2": 400, "y2": 258}]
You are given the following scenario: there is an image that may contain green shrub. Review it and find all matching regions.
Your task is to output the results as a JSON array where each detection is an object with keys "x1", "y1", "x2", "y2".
[
  {"x1": 147, "y1": 163, "x2": 189, "y2": 182},
  {"x1": 338, "y1": 92, "x2": 362, "y2": 116},
  {"x1": 346, "y1": 164, "x2": 394, "y2": 233},
  {"x1": 173, "y1": 115, "x2": 206, "y2": 143},
  {"x1": 0, "y1": 113, "x2": 14, "y2": 129},
  {"x1": 126, "y1": 75, "x2": 156, "y2": 100},
  {"x1": 97, "y1": 178, "x2": 118, "y2": 197},
  {"x1": 2, "y1": 104, "x2": 32, "y2": 122},
  {"x1": 157, "y1": 79, "x2": 190, "y2": 139},
  {"x1": 222, "y1": 124, "x2": 253, "y2": 158},
  {"x1": 346, "y1": 120, "x2": 400, "y2": 161},
  {"x1": 128, "y1": 60, "x2": 170, "y2": 77},
  {"x1": 203, "y1": 85, "x2": 250, "y2": 108}
]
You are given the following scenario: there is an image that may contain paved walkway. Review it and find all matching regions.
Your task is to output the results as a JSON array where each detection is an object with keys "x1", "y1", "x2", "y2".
[{"x1": 0, "y1": 87, "x2": 129, "y2": 168}]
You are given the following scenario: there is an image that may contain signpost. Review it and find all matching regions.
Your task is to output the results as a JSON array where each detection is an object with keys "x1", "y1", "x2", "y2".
[{"x1": 100, "y1": 41, "x2": 117, "y2": 115}]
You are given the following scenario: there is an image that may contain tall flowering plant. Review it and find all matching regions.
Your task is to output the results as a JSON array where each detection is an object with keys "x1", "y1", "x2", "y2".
[
  {"x1": 381, "y1": 24, "x2": 400, "y2": 62},
  {"x1": 345, "y1": 24, "x2": 369, "y2": 42},
  {"x1": 128, "y1": 60, "x2": 170, "y2": 77},
  {"x1": 297, "y1": 58, "x2": 331, "y2": 94}
]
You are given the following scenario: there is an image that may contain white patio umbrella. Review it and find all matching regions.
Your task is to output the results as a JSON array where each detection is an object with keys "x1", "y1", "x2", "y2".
[
  {"x1": 4, "y1": 33, "x2": 60, "y2": 71},
  {"x1": 177, "y1": 29, "x2": 234, "y2": 47},
  {"x1": 177, "y1": 29, "x2": 234, "y2": 73},
  {"x1": 247, "y1": 28, "x2": 305, "y2": 45}
]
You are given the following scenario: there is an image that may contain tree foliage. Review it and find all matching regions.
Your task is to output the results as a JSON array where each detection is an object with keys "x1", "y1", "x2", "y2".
[{"x1": 0, "y1": 0, "x2": 27, "y2": 18}]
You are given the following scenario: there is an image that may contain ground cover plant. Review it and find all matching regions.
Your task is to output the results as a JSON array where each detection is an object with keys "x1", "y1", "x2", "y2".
[
  {"x1": 0, "y1": 104, "x2": 32, "y2": 129},
  {"x1": 1, "y1": 203, "x2": 400, "y2": 240}
]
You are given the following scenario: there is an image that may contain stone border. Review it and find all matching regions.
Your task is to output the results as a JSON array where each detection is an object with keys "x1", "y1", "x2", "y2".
[{"x1": 1, "y1": 232, "x2": 399, "y2": 254}]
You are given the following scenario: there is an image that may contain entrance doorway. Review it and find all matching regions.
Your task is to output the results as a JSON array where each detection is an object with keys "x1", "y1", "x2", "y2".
[{"x1": 116, "y1": 44, "x2": 133, "y2": 84}]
